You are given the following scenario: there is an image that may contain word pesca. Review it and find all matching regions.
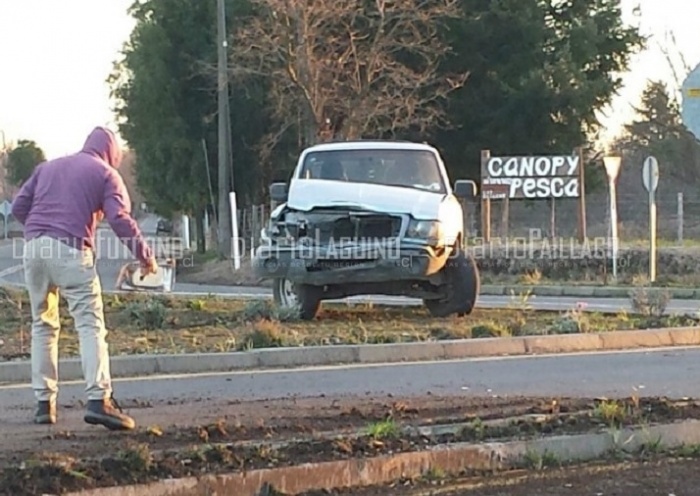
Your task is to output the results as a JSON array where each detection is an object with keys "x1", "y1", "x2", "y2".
[{"x1": 483, "y1": 177, "x2": 580, "y2": 198}]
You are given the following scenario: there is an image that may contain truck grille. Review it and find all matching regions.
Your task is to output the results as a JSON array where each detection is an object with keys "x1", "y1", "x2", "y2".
[{"x1": 324, "y1": 215, "x2": 401, "y2": 242}]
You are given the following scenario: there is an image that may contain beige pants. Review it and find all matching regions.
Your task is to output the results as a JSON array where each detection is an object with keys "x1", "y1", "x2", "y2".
[{"x1": 23, "y1": 236, "x2": 111, "y2": 402}]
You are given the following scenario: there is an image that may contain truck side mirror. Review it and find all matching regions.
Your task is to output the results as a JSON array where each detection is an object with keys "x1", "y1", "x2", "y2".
[
  {"x1": 270, "y1": 182, "x2": 288, "y2": 202},
  {"x1": 454, "y1": 180, "x2": 477, "y2": 199}
]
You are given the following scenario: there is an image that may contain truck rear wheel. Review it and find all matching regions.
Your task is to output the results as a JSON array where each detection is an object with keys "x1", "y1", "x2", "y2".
[{"x1": 424, "y1": 247, "x2": 479, "y2": 318}]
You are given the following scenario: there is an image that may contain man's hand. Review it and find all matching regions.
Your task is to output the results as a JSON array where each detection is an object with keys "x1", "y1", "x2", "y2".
[{"x1": 140, "y1": 257, "x2": 159, "y2": 279}]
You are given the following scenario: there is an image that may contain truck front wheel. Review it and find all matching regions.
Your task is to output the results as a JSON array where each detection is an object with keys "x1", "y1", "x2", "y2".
[
  {"x1": 424, "y1": 247, "x2": 480, "y2": 318},
  {"x1": 272, "y1": 278, "x2": 322, "y2": 320}
]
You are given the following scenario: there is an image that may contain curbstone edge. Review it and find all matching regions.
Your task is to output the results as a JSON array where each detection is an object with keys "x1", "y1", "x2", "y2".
[
  {"x1": 2, "y1": 327, "x2": 700, "y2": 385},
  {"x1": 63, "y1": 419, "x2": 700, "y2": 496}
]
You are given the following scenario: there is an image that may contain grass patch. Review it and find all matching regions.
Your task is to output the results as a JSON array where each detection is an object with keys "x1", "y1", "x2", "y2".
[{"x1": 0, "y1": 289, "x2": 697, "y2": 360}]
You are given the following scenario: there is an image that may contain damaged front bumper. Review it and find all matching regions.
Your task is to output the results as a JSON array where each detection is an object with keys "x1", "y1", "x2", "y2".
[{"x1": 252, "y1": 241, "x2": 448, "y2": 286}]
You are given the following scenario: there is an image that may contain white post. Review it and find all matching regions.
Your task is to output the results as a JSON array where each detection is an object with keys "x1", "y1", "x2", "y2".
[
  {"x1": 678, "y1": 192, "x2": 684, "y2": 245},
  {"x1": 642, "y1": 156, "x2": 660, "y2": 282},
  {"x1": 229, "y1": 192, "x2": 241, "y2": 270},
  {"x1": 603, "y1": 156, "x2": 622, "y2": 281},
  {"x1": 181, "y1": 214, "x2": 191, "y2": 251},
  {"x1": 649, "y1": 185, "x2": 657, "y2": 282},
  {"x1": 609, "y1": 179, "x2": 619, "y2": 280}
]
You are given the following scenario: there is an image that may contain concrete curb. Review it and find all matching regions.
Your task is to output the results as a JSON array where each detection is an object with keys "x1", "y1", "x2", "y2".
[
  {"x1": 3, "y1": 327, "x2": 700, "y2": 384},
  {"x1": 62, "y1": 418, "x2": 700, "y2": 495},
  {"x1": 480, "y1": 284, "x2": 700, "y2": 299}
]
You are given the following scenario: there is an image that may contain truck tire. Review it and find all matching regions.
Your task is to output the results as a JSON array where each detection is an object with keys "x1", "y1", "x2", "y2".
[
  {"x1": 424, "y1": 247, "x2": 480, "y2": 318},
  {"x1": 272, "y1": 278, "x2": 322, "y2": 320}
]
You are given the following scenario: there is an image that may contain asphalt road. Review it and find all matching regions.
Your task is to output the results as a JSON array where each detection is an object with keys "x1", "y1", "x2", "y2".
[
  {"x1": 1, "y1": 347, "x2": 699, "y2": 413},
  {"x1": 0, "y1": 216, "x2": 162, "y2": 287}
]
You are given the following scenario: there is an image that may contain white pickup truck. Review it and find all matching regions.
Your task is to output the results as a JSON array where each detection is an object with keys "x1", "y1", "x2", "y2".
[{"x1": 252, "y1": 140, "x2": 479, "y2": 320}]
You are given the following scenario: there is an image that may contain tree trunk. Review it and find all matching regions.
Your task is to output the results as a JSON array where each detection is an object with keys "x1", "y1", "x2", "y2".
[{"x1": 196, "y1": 208, "x2": 206, "y2": 254}]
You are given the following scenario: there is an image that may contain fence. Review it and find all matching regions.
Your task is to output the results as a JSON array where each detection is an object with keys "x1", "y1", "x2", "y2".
[{"x1": 471, "y1": 190, "x2": 700, "y2": 246}]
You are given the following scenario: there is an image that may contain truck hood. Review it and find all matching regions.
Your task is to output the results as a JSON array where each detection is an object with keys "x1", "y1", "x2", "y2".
[{"x1": 287, "y1": 179, "x2": 445, "y2": 220}]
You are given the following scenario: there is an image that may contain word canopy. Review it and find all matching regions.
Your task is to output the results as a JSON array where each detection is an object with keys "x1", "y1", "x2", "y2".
[{"x1": 481, "y1": 155, "x2": 581, "y2": 199}]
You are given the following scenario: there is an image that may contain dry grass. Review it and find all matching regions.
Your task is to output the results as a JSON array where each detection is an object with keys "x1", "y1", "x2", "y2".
[
  {"x1": 0, "y1": 289, "x2": 696, "y2": 360},
  {"x1": 176, "y1": 255, "x2": 269, "y2": 287}
]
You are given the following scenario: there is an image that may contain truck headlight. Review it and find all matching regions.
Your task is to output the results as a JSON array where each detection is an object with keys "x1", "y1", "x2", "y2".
[{"x1": 406, "y1": 220, "x2": 444, "y2": 244}]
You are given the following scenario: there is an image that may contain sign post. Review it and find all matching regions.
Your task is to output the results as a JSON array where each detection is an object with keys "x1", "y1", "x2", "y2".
[
  {"x1": 603, "y1": 156, "x2": 622, "y2": 280},
  {"x1": 0, "y1": 200, "x2": 11, "y2": 239},
  {"x1": 642, "y1": 156, "x2": 660, "y2": 282}
]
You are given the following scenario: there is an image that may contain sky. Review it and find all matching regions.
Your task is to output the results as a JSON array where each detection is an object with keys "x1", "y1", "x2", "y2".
[{"x1": 0, "y1": 0, "x2": 699, "y2": 159}]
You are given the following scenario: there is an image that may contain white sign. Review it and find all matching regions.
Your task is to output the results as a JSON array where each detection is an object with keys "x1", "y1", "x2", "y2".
[
  {"x1": 0, "y1": 200, "x2": 11, "y2": 218},
  {"x1": 682, "y1": 62, "x2": 700, "y2": 140},
  {"x1": 481, "y1": 155, "x2": 580, "y2": 199},
  {"x1": 603, "y1": 156, "x2": 622, "y2": 181},
  {"x1": 484, "y1": 156, "x2": 580, "y2": 178},
  {"x1": 642, "y1": 156, "x2": 659, "y2": 193},
  {"x1": 481, "y1": 177, "x2": 579, "y2": 199}
]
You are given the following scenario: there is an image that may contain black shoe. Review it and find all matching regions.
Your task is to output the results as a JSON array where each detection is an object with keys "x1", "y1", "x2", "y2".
[
  {"x1": 84, "y1": 394, "x2": 135, "y2": 431},
  {"x1": 34, "y1": 400, "x2": 57, "y2": 425}
]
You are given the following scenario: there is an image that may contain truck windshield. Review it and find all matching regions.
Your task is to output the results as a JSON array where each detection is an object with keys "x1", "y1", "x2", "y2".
[{"x1": 299, "y1": 149, "x2": 446, "y2": 193}]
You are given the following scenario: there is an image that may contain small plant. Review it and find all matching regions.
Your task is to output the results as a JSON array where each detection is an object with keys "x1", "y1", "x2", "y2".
[
  {"x1": 366, "y1": 419, "x2": 399, "y2": 439},
  {"x1": 630, "y1": 273, "x2": 650, "y2": 287},
  {"x1": 116, "y1": 443, "x2": 153, "y2": 473},
  {"x1": 0, "y1": 286, "x2": 27, "y2": 353},
  {"x1": 638, "y1": 433, "x2": 664, "y2": 456},
  {"x1": 237, "y1": 320, "x2": 286, "y2": 350},
  {"x1": 422, "y1": 466, "x2": 446, "y2": 481},
  {"x1": 105, "y1": 294, "x2": 124, "y2": 309},
  {"x1": 677, "y1": 443, "x2": 700, "y2": 457},
  {"x1": 124, "y1": 299, "x2": 167, "y2": 330},
  {"x1": 470, "y1": 418, "x2": 486, "y2": 440},
  {"x1": 471, "y1": 321, "x2": 511, "y2": 338},
  {"x1": 187, "y1": 299, "x2": 207, "y2": 311},
  {"x1": 594, "y1": 399, "x2": 628, "y2": 427},
  {"x1": 508, "y1": 289, "x2": 533, "y2": 312},
  {"x1": 519, "y1": 268, "x2": 542, "y2": 285},
  {"x1": 549, "y1": 302, "x2": 590, "y2": 334},
  {"x1": 629, "y1": 287, "x2": 670, "y2": 318},
  {"x1": 240, "y1": 300, "x2": 300, "y2": 322},
  {"x1": 521, "y1": 449, "x2": 559, "y2": 470}
]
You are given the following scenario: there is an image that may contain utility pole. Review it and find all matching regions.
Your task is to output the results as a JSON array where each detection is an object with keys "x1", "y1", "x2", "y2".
[{"x1": 216, "y1": 0, "x2": 232, "y2": 258}]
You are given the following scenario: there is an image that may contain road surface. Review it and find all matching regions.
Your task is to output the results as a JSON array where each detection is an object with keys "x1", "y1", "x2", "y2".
[{"x1": 2, "y1": 347, "x2": 699, "y2": 416}]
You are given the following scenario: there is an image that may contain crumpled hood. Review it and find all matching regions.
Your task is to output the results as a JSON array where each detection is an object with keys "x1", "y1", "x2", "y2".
[
  {"x1": 81, "y1": 127, "x2": 122, "y2": 167},
  {"x1": 286, "y1": 179, "x2": 445, "y2": 220}
]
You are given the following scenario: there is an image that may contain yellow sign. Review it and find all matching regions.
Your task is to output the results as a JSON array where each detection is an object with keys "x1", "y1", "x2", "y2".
[{"x1": 687, "y1": 88, "x2": 700, "y2": 97}]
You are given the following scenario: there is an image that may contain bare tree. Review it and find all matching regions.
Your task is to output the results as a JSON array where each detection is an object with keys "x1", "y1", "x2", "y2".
[
  {"x1": 658, "y1": 29, "x2": 692, "y2": 99},
  {"x1": 230, "y1": 0, "x2": 468, "y2": 148}
]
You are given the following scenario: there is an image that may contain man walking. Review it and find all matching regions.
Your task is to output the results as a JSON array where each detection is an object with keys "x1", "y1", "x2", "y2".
[{"x1": 11, "y1": 126, "x2": 158, "y2": 431}]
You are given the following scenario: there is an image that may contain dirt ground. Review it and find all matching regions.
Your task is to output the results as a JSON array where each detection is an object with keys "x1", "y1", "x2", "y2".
[
  {"x1": 3, "y1": 393, "x2": 700, "y2": 495},
  {"x1": 0, "y1": 289, "x2": 695, "y2": 360},
  {"x1": 322, "y1": 457, "x2": 700, "y2": 496}
]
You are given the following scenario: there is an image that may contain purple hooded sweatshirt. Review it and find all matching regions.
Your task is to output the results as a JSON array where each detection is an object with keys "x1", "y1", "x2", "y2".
[{"x1": 11, "y1": 127, "x2": 153, "y2": 264}]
